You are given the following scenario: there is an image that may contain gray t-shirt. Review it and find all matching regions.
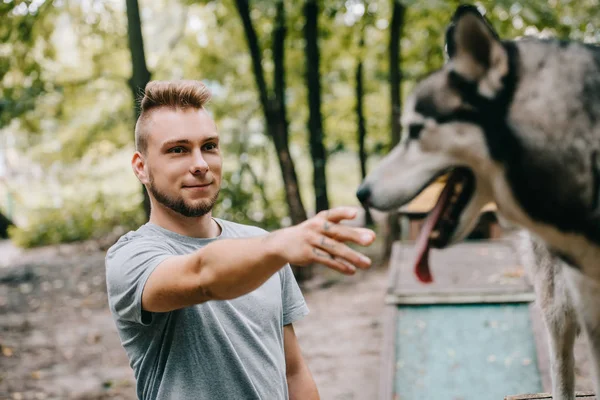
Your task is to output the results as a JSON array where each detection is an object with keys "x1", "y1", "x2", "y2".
[{"x1": 105, "y1": 219, "x2": 309, "y2": 400}]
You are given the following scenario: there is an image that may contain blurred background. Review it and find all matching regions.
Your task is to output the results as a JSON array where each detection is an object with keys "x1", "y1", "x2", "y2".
[{"x1": 1, "y1": 0, "x2": 599, "y2": 399}]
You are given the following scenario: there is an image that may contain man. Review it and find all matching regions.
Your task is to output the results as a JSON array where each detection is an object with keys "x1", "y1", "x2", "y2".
[{"x1": 105, "y1": 80, "x2": 376, "y2": 400}]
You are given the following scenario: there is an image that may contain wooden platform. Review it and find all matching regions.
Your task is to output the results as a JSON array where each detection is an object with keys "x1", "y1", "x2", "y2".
[
  {"x1": 392, "y1": 303, "x2": 543, "y2": 399},
  {"x1": 385, "y1": 239, "x2": 535, "y2": 305},
  {"x1": 380, "y1": 238, "x2": 597, "y2": 399},
  {"x1": 380, "y1": 239, "x2": 547, "y2": 400},
  {"x1": 505, "y1": 392, "x2": 596, "y2": 399}
]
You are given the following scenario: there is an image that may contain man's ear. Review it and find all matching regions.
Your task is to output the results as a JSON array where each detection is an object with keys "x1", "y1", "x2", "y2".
[
  {"x1": 447, "y1": 5, "x2": 508, "y2": 97},
  {"x1": 132, "y1": 152, "x2": 150, "y2": 185}
]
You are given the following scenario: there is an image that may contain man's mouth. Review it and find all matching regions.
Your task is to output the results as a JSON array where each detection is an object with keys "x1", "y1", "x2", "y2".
[
  {"x1": 183, "y1": 183, "x2": 212, "y2": 188},
  {"x1": 412, "y1": 167, "x2": 475, "y2": 283}
]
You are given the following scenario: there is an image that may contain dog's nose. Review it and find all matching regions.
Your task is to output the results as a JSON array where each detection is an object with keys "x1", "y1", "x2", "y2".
[{"x1": 356, "y1": 186, "x2": 371, "y2": 204}]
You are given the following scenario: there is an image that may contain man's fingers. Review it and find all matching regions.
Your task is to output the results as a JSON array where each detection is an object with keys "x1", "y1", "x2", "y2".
[
  {"x1": 318, "y1": 207, "x2": 359, "y2": 224},
  {"x1": 312, "y1": 248, "x2": 357, "y2": 275},
  {"x1": 321, "y1": 224, "x2": 376, "y2": 246},
  {"x1": 301, "y1": 207, "x2": 375, "y2": 275},
  {"x1": 313, "y1": 237, "x2": 371, "y2": 269}
]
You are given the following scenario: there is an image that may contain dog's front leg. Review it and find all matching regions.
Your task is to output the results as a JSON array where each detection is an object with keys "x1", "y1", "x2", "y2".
[
  {"x1": 564, "y1": 267, "x2": 600, "y2": 397},
  {"x1": 536, "y1": 266, "x2": 578, "y2": 400},
  {"x1": 543, "y1": 298, "x2": 578, "y2": 400},
  {"x1": 517, "y1": 233, "x2": 577, "y2": 400}
]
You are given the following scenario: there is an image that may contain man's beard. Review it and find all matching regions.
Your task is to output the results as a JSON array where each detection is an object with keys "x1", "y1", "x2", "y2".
[{"x1": 147, "y1": 178, "x2": 219, "y2": 218}]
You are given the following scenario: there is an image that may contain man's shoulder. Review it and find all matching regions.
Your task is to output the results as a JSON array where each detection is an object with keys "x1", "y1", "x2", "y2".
[
  {"x1": 106, "y1": 224, "x2": 166, "y2": 258},
  {"x1": 217, "y1": 218, "x2": 270, "y2": 238}
]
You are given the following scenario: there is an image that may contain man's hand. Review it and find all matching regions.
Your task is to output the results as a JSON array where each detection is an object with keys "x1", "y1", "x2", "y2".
[{"x1": 265, "y1": 207, "x2": 376, "y2": 275}]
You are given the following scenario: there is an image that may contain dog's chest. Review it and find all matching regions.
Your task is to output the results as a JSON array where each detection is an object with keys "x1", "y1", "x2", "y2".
[{"x1": 491, "y1": 168, "x2": 600, "y2": 279}]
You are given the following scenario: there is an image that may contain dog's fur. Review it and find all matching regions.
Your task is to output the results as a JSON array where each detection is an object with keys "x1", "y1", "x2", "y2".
[
  {"x1": 517, "y1": 229, "x2": 580, "y2": 399},
  {"x1": 357, "y1": 5, "x2": 600, "y2": 399}
]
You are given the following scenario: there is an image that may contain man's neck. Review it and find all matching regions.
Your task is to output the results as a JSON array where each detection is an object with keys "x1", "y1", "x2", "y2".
[{"x1": 148, "y1": 206, "x2": 221, "y2": 239}]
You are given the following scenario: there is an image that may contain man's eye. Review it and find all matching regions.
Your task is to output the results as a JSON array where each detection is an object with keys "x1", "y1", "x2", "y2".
[
  {"x1": 168, "y1": 147, "x2": 186, "y2": 154},
  {"x1": 203, "y1": 143, "x2": 218, "y2": 151}
]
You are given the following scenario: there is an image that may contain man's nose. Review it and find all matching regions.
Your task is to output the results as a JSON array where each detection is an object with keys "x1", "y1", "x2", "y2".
[{"x1": 190, "y1": 151, "x2": 209, "y2": 174}]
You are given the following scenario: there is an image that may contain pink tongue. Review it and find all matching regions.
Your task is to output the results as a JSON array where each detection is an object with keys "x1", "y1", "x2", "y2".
[{"x1": 413, "y1": 179, "x2": 455, "y2": 283}]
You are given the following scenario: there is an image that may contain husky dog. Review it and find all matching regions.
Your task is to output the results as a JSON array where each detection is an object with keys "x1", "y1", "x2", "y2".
[{"x1": 356, "y1": 5, "x2": 600, "y2": 399}]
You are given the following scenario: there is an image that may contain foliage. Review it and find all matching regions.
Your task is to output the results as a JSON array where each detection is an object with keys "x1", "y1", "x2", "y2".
[
  {"x1": 214, "y1": 170, "x2": 283, "y2": 231},
  {"x1": 8, "y1": 191, "x2": 145, "y2": 247},
  {"x1": 2, "y1": 0, "x2": 600, "y2": 247},
  {"x1": 9, "y1": 163, "x2": 284, "y2": 248}
]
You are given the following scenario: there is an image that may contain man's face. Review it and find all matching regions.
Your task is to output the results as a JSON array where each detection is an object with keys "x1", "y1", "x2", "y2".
[{"x1": 140, "y1": 107, "x2": 222, "y2": 218}]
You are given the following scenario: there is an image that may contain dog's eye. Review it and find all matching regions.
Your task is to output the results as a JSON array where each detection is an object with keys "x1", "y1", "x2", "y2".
[
  {"x1": 448, "y1": 70, "x2": 475, "y2": 91},
  {"x1": 408, "y1": 123, "x2": 424, "y2": 140},
  {"x1": 460, "y1": 102, "x2": 476, "y2": 111}
]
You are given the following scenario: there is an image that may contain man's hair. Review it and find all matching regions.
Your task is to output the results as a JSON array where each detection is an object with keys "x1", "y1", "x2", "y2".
[{"x1": 134, "y1": 80, "x2": 212, "y2": 154}]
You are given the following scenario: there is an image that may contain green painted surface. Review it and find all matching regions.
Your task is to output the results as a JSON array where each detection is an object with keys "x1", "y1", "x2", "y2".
[{"x1": 394, "y1": 303, "x2": 542, "y2": 400}]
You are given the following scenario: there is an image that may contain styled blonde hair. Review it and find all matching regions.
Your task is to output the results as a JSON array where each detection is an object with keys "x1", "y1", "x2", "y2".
[{"x1": 134, "y1": 80, "x2": 212, "y2": 154}]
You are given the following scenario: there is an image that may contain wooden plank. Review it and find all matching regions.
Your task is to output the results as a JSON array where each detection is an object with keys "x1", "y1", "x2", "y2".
[
  {"x1": 386, "y1": 291, "x2": 537, "y2": 305},
  {"x1": 505, "y1": 392, "x2": 596, "y2": 400},
  {"x1": 528, "y1": 302, "x2": 552, "y2": 392},
  {"x1": 386, "y1": 247, "x2": 401, "y2": 296},
  {"x1": 378, "y1": 305, "x2": 397, "y2": 400},
  {"x1": 394, "y1": 303, "x2": 543, "y2": 399},
  {"x1": 388, "y1": 239, "x2": 534, "y2": 304}
]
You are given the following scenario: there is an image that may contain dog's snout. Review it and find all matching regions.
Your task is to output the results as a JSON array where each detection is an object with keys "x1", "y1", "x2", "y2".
[{"x1": 356, "y1": 186, "x2": 371, "y2": 204}]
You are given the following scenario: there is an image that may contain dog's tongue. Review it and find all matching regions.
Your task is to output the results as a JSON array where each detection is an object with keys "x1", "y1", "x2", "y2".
[{"x1": 413, "y1": 177, "x2": 455, "y2": 283}]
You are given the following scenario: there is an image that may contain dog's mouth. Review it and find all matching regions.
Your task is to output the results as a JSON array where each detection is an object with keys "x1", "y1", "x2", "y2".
[{"x1": 413, "y1": 167, "x2": 476, "y2": 283}]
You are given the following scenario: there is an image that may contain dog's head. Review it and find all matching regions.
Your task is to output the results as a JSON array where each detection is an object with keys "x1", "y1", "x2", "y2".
[{"x1": 357, "y1": 5, "x2": 514, "y2": 282}]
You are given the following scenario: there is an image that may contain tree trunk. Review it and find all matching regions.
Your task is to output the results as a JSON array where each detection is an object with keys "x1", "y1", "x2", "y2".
[
  {"x1": 0, "y1": 210, "x2": 12, "y2": 239},
  {"x1": 234, "y1": 0, "x2": 308, "y2": 226},
  {"x1": 304, "y1": 0, "x2": 329, "y2": 213},
  {"x1": 272, "y1": 1, "x2": 308, "y2": 227},
  {"x1": 235, "y1": 0, "x2": 312, "y2": 281},
  {"x1": 355, "y1": 23, "x2": 373, "y2": 227},
  {"x1": 125, "y1": 0, "x2": 152, "y2": 220},
  {"x1": 384, "y1": 0, "x2": 406, "y2": 262}
]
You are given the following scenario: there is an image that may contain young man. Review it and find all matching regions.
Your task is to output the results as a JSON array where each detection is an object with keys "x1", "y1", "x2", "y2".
[{"x1": 105, "y1": 80, "x2": 376, "y2": 400}]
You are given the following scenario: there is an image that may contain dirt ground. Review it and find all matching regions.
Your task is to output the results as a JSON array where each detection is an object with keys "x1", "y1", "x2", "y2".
[
  {"x1": 0, "y1": 237, "x2": 389, "y2": 400},
  {"x1": 1, "y1": 228, "x2": 596, "y2": 400}
]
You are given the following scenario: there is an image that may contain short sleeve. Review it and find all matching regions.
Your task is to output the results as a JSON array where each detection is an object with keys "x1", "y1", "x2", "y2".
[
  {"x1": 280, "y1": 264, "x2": 309, "y2": 326},
  {"x1": 105, "y1": 237, "x2": 173, "y2": 325}
]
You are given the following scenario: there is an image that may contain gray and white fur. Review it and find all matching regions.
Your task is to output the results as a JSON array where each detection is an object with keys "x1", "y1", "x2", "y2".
[
  {"x1": 517, "y1": 230, "x2": 580, "y2": 399},
  {"x1": 357, "y1": 4, "x2": 600, "y2": 399}
]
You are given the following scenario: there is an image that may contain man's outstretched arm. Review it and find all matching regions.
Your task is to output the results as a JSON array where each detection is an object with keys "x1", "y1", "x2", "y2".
[{"x1": 141, "y1": 207, "x2": 376, "y2": 312}]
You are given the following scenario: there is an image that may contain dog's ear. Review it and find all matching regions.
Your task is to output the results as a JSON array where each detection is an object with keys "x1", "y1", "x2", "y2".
[
  {"x1": 447, "y1": 5, "x2": 508, "y2": 97},
  {"x1": 445, "y1": 5, "x2": 492, "y2": 60},
  {"x1": 444, "y1": 24, "x2": 456, "y2": 60}
]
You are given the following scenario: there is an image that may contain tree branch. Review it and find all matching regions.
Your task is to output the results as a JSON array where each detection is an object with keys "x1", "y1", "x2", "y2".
[{"x1": 234, "y1": 0, "x2": 271, "y2": 123}]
